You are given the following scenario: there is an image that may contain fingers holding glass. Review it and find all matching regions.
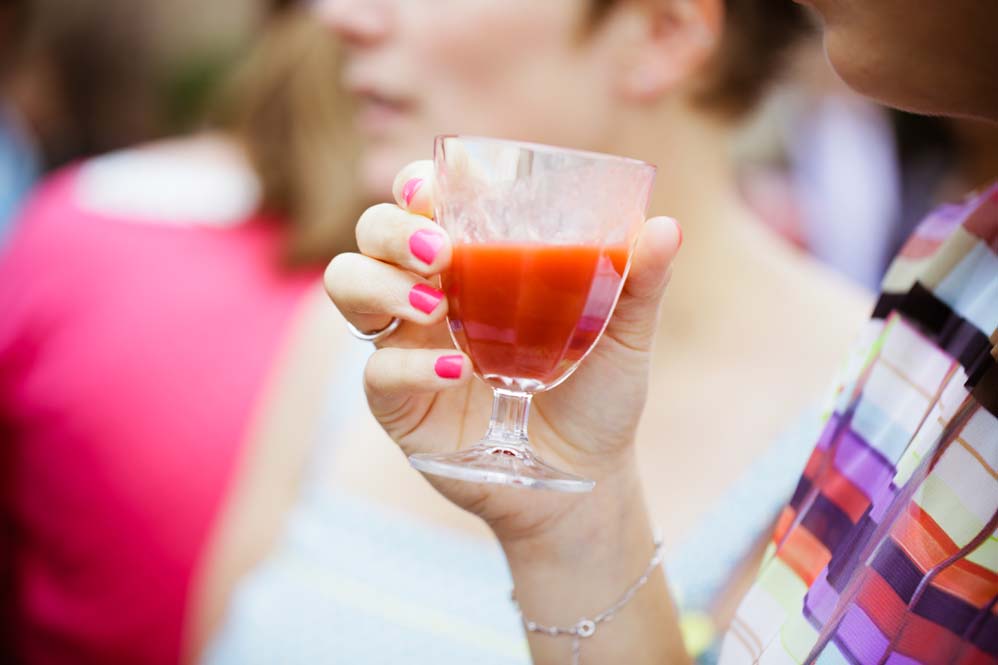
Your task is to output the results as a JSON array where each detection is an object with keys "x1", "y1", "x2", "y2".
[
  {"x1": 363, "y1": 348, "x2": 471, "y2": 444},
  {"x1": 365, "y1": 347, "x2": 470, "y2": 401},
  {"x1": 391, "y1": 160, "x2": 435, "y2": 218},
  {"x1": 601, "y1": 216, "x2": 682, "y2": 354},
  {"x1": 324, "y1": 251, "x2": 448, "y2": 341},
  {"x1": 355, "y1": 203, "x2": 451, "y2": 277}
]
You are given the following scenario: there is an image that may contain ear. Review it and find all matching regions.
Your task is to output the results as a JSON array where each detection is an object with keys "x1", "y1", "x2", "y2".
[{"x1": 614, "y1": 0, "x2": 723, "y2": 103}]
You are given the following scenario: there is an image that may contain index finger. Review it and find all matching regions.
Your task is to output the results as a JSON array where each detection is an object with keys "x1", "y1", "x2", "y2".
[
  {"x1": 391, "y1": 160, "x2": 435, "y2": 218},
  {"x1": 356, "y1": 158, "x2": 445, "y2": 277},
  {"x1": 355, "y1": 203, "x2": 451, "y2": 278}
]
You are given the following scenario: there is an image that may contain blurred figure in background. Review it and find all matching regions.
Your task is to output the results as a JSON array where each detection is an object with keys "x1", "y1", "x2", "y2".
[
  {"x1": 0, "y1": 0, "x2": 264, "y2": 242},
  {"x1": 14, "y1": 0, "x2": 159, "y2": 165},
  {"x1": 0, "y1": 2, "x2": 361, "y2": 664},
  {"x1": 202, "y1": 1, "x2": 869, "y2": 664},
  {"x1": 1, "y1": 0, "x2": 164, "y2": 244}
]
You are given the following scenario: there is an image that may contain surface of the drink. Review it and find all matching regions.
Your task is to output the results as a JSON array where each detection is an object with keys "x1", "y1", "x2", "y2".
[{"x1": 443, "y1": 243, "x2": 630, "y2": 391}]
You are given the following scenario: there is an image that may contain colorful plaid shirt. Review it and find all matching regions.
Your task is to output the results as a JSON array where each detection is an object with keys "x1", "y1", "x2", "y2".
[{"x1": 720, "y1": 184, "x2": 998, "y2": 665}]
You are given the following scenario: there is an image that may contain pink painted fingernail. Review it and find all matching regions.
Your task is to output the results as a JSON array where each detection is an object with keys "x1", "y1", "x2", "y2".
[
  {"x1": 409, "y1": 283, "x2": 444, "y2": 314},
  {"x1": 434, "y1": 354, "x2": 463, "y2": 379},
  {"x1": 402, "y1": 177, "x2": 423, "y2": 207},
  {"x1": 409, "y1": 229, "x2": 444, "y2": 265}
]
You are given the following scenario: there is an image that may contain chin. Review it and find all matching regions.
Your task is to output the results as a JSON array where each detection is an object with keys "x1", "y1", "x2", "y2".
[
  {"x1": 822, "y1": 30, "x2": 926, "y2": 115},
  {"x1": 358, "y1": 148, "x2": 408, "y2": 202},
  {"x1": 822, "y1": 24, "x2": 990, "y2": 120}
]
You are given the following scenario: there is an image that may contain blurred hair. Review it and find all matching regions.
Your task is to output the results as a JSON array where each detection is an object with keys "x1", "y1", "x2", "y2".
[
  {"x1": 591, "y1": 0, "x2": 812, "y2": 119},
  {"x1": 9, "y1": 0, "x2": 161, "y2": 165},
  {"x1": 0, "y1": 0, "x2": 28, "y2": 77},
  {"x1": 213, "y1": 7, "x2": 363, "y2": 267}
]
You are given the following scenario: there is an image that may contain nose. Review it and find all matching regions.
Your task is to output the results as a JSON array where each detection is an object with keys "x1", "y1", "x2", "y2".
[{"x1": 315, "y1": 0, "x2": 391, "y2": 47}]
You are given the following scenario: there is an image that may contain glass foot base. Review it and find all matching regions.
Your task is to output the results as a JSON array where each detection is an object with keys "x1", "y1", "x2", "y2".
[{"x1": 409, "y1": 444, "x2": 595, "y2": 493}]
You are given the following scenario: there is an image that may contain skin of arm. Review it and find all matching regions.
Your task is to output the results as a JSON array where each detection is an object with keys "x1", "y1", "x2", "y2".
[{"x1": 500, "y1": 462, "x2": 690, "y2": 665}]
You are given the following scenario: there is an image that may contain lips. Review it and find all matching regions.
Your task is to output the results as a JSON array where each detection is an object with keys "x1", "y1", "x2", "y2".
[
  {"x1": 359, "y1": 100, "x2": 412, "y2": 138},
  {"x1": 345, "y1": 72, "x2": 414, "y2": 137}
]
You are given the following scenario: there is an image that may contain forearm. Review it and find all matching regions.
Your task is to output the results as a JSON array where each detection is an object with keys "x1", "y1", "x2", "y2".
[{"x1": 500, "y1": 464, "x2": 690, "y2": 665}]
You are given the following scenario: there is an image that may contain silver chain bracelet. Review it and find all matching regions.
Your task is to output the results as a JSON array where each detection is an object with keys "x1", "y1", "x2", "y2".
[{"x1": 510, "y1": 532, "x2": 665, "y2": 665}]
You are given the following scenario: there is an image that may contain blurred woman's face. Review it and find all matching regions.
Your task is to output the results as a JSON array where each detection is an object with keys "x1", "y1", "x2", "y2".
[
  {"x1": 319, "y1": 0, "x2": 623, "y2": 198},
  {"x1": 802, "y1": 0, "x2": 998, "y2": 121}
]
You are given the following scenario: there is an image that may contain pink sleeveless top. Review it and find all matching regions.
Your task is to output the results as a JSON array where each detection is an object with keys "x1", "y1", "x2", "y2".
[{"x1": 0, "y1": 164, "x2": 320, "y2": 664}]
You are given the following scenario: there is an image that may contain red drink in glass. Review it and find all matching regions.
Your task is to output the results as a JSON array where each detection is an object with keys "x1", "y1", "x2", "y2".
[
  {"x1": 408, "y1": 135, "x2": 655, "y2": 492},
  {"x1": 443, "y1": 243, "x2": 629, "y2": 391}
]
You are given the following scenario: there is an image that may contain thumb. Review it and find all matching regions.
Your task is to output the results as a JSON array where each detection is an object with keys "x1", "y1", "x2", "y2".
[
  {"x1": 605, "y1": 216, "x2": 682, "y2": 353},
  {"x1": 391, "y1": 160, "x2": 436, "y2": 218}
]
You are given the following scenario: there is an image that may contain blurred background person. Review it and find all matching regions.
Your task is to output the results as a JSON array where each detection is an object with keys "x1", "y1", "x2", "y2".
[
  {"x1": 0, "y1": 1, "x2": 362, "y2": 664},
  {"x1": 0, "y1": 0, "x2": 267, "y2": 242},
  {"x1": 200, "y1": 1, "x2": 873, "y2": 664},
  {"x1": 0, "y1": 0, "x2": 162, "y2": 242}
]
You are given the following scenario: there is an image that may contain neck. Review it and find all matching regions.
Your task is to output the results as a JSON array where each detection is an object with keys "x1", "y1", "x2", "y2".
[
  {"x1": 619, "y1": 103, "x2": 741, "y2": 221},
  {"x1": 612, "y1": 101, "x2": 766, "y2": 338}
]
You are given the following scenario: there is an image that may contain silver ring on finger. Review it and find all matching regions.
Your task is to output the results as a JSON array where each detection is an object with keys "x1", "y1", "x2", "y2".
[{"x1": 346, "y1": 316, "x2": 402, "y2": 343}]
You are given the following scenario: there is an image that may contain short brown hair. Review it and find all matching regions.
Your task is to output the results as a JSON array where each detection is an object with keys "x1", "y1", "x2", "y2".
[
  {"x1": 591, "y1": 0, "x2": 811, "y2": 119},
  {"x1": 214, "y1": 8, "x2": 364, "y2": 267}
]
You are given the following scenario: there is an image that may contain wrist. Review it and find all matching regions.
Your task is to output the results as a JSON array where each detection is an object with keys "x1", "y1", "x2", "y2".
[
  {"x1": 498, "y1": 456, "x2": 649, "y2": 569},
  {"x1": 496, "y1": 459, "x2": 688, "y2": 664}
]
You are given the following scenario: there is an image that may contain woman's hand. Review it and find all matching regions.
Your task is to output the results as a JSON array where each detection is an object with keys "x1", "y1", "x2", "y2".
[{"x1": 324, "y1": 160, "x2": 682, "y2": 546}]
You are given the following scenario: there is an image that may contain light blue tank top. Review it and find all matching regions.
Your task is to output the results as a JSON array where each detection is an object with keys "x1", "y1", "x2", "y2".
[{"x1": 203, "y1": 341, "x2": 820, "y2": 664}]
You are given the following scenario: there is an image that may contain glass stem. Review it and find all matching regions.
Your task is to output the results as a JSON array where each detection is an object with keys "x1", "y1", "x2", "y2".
[{"x1": 484, "y1": 389, "x2": 532, "y2": 450}]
